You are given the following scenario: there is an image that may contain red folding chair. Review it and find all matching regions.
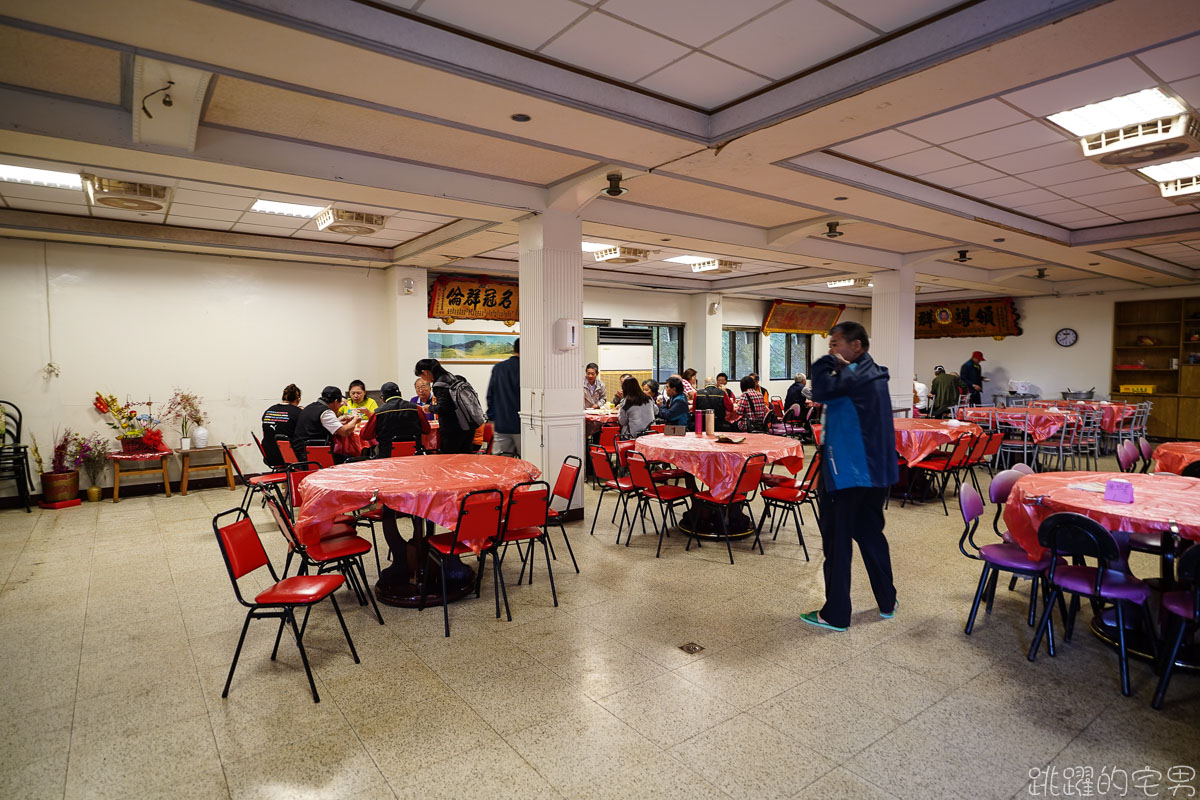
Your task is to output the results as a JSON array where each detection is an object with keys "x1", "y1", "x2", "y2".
[
  {"x1": 499, "y1": 480, "x2": 557, "y2": 607},
  {"x1": 691, "y1": 454, "x2": 767, "y2": 564},
  {"x1": 420, "y1": 489, "x2": 508, "y2": 637},
  {"x1": 276, "y1": 437, "x2": 300, "y2": 465},
  {"x1": 755, "y1": 451, "x2": 819, "y2": 559},
  {"x1": 307, "y1": 444, "x2": 335, "y2": 469},
  {"x1": 223, "y1": 442, "x2": 287, "y2": 512},
  {"x1": 626, "y1": 451, "x2": 693, "y2": 558},
  {"x1": 904, "y1": 435, "x2": 975, "y2": 515},
  {"x1": 545, "y1": 455, "x2": 581, "y2": 573},
  {"x1": 212, "y1": 508, "x2": 359, "y2": 703},
  {"x1": 389, "y1": 441, "x2": 417, "y2": 458},
  {"x1": 589, "y1": 444, "x2": 636, "y2": 540}
]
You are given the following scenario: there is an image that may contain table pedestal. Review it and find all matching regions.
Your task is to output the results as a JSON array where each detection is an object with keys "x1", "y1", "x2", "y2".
[
  {"x1": 1090, "y1": 610, "x2": 1200, "y2": 673},
  {"x1": 374, "y1": 507, "x2": 476, "y2": 608},
  {"x1": 677, "y1": 504, "x2": 756, "y2": 540}
]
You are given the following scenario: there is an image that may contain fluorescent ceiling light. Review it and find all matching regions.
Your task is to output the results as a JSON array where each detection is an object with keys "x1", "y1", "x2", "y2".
[
  {"x1": 826, "y1": 278, "x2": 872, "y2": 288},
  {"x1": 1139, "y1": 156, "x2": 1200, "y2": 182},
  {"x1": 1047, "y1": 88, "x2": 1184, "y2": 136},
  {"x1": 0, "y1": 165, "x2": 83, "y2": 190},
  {"x1": 250, "y1": 199, "x2": 326, "y2": 217},
  {"x1": 665, "y1": 255, "x2": 711, "y2": 264},
  {"x1": 581, "y1": 241, "x2": 615, "y2": 252}
]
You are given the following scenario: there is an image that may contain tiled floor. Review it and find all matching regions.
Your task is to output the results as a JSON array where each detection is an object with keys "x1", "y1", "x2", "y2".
[{"x1": 1, "y1": 453, "x2": 1197, "y2": 799}]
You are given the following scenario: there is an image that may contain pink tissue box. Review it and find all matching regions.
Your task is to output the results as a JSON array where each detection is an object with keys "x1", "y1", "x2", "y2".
[{"x1": 1104, "y1": 479, "x2": 1135, "y2": 504}]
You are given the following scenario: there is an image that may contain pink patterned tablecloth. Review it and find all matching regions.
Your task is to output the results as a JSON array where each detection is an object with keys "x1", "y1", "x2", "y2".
[
  {"x1": 295, "y1": 455, "x2": 539, "y2": 545},
  {"x1": 894, "y1": 419, "x2": 982, "y2": 464},
  {"x1": 633, "y1": 432, "x2": 802, "y2": 501},
  {"x1": 585, "y1": 410, "x2": 620, "y2": 436},
  {"x1": 1031, "y1": 400, "x2": 1136, "y2": 433},
  {"x1": 1153, "y1": 442, "x2": 1200, "y2": 475},
  {"x1": 959, "y1": 407, "x2": 1069, "y2": 444}
]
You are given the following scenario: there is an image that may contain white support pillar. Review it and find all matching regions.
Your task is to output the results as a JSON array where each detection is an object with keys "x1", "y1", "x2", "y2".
[
  {"x1": 688, "y1": 292, "x2": 724, "y2": 381},
  {"x1": 870, "y1": 267, "x2": 916, "y2": 411},
  {"x1": 518, "y1": 210, "x2": 585, "y2": 496},
  {"x1": 387, "y1": 265, "x2": 429, "y2": 386}
]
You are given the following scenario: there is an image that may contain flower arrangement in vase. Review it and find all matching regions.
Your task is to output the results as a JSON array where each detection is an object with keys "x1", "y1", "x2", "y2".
[
  {"x1": 162, "y1": 388, "x2": 209, "y2": 450},
  {"x1": 79, "y1": 433, "x2": 111, "y2": 501},
  {"x1": 42, "y1": 428, "x2": 85, "y2": 503},
  {"x1": 93, "y1": 392, "x2": 168, "y2": 452}
]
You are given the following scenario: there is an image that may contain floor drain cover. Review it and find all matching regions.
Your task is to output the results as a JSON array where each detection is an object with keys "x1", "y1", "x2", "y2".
[{"x1": 679, "y1": 642, "x2": 704, "y2": 654}]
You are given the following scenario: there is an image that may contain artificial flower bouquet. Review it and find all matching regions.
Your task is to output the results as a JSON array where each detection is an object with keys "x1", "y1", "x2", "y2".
[{"x1": 93, "y1": 392, "x2": 169, "y2": 452}]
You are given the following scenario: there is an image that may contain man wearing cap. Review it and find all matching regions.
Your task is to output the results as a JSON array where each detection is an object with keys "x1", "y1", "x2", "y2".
[
  {"x1": 371, "y1": 381, "x2": 429, "y2": 457},
  {"x1": 292, "y1": 385, "x2": 358, "y2": 462},
  {"x1": 960, "y1": 351, "x2": 985, "y2": 405}
]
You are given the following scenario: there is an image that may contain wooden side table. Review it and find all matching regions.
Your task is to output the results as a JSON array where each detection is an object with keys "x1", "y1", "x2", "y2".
[
  {"x1": 176, "y1": 445, "x2": 237, "y2": 495},
  {"x1": 107, "y1": 451, "x2": 171, "y2": 503}
]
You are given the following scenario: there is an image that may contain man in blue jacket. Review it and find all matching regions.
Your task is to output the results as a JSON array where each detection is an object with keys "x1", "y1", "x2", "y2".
[
  {"x1": 486, "y1": 339, "x2": 521, "y2": 455},
  {"x1": 802, "y1": 321, "x2": 898, "y2": 631}
]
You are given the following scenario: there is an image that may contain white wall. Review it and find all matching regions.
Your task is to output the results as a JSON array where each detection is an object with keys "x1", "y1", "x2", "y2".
[
  {"x1": 913, "y1": 289, "x2": 1198, "y2": 401},
  {"x1": 0, "y1": 239, "x2": 406, "y2": 491}
]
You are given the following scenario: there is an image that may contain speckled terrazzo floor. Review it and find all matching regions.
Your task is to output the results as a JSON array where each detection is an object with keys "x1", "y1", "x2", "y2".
[{"x1": 1, "y1": 447, "x2": 1197, "y2": 800}]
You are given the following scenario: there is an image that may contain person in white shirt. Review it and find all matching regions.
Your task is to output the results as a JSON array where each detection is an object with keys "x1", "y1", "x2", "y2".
[{"x1": 913, "y1": 375, "x2": 929, "y2": 415}]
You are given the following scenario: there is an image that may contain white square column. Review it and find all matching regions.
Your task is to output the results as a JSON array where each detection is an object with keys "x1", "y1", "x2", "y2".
[
  {"x1": 518, "y1": 210, "x2": 585, "y2": 493},
  {"x1": 870, "y1": 267, "x2": 916, "y2": 411}
]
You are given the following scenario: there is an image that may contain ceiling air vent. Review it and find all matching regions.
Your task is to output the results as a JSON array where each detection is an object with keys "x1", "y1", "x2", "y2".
[
  {"x1": 593, "y1": 246, "x2": 648, "y2": 264},
  {"x1": 83, "y1": 175, "x2": 171, "y2": 211},
  {"x1": 1160, "y1": 176, "x2": 1200, "y2": 205},
  {"x1": 315, "y1": 208, "x2": 385, "y2": 235},
  {"x1": 1081, "y1": 114, "x2": 1200, "y2": 167},
  {"x1": 597, "y1": 327, "x2": 652, "y2": 346},
  {"x1": 690, "y1": 259, "x2": 740, "y2": 274}
]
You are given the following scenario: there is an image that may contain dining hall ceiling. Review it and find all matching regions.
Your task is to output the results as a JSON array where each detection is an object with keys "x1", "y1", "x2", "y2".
[{"x1": 0, "y1": 0, "x2": 1197, "y2": 305}]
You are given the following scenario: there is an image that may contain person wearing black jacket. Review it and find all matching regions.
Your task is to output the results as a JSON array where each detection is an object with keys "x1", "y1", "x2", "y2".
[
  {"x1": 372, "y1": 382, "x2": 427, "y2": 457},
  {"x1": 261, "y1": 383, "x2": 302, "y2": 467},
  {"x1": 291, "y1": 386, "x2": 357, "y2": 462},
  {"x1": 486, "y1": 339, "x2": 520, "y2": 455},
  {"x1": 415, "y1": 358, "x2": 475, "y2": 454},
  {"x1": 960, "y1": 351, "x2": 985, "y2": 405}
]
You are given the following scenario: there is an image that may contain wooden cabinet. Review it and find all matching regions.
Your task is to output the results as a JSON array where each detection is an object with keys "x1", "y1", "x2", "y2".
[{"x1": 1112, "y1": 297, "x2": 1200, "y2": 439}]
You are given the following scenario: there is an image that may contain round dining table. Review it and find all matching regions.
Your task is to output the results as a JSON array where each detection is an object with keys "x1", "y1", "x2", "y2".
[
  {"x1": 1003, "y1": 470, "x2": 1200, "y2": 668},
  {"x1": 296, "y1": 455, "x2": 541, "y2": 607},
  {"x1": 1152, "y1": 442, "x2": 1200, "y2": 475},
  {"x1": 1031, "y1": 400, "x2": 1136, "y2": 434},
  {"x1": 959, "y1": 406, "x2": 1070, "y2": 443},
  {"x1": 894, "y1": 418, "x2": 981, "y2": 464},
  {"x1": 584, "y1": 409, "x2": 620, "y2": 437}
]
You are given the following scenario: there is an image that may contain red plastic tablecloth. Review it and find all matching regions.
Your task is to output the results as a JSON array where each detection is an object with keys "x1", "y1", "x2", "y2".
[
  {"x1": 894, "y1": 419, "x2": 981, "y2": 464},
  {"x1": 633, "y1": 432, "x2": 802, "y2": 502},
  {"x1": 294, "y1": 455, "x2": 540, "y2": 546},
  {"x1": 1153, "y1": 442, "x2": 1200, "y2": 475},
  {"x1": 585, "y1": 410, "x2": 620, "y2": 437},
  {"x1": 1029, "y1": 401, "x2": 1136, "y2": 433},
  {"x1": 959, "y1": 407, "x2": 1068, "y2": 444},
  {"x1": 1003, "y1": 471, "x2": 1200, "y2": 561},
  {"x1": 107, "y1": 451, "x2": 170, "y2": 461}
]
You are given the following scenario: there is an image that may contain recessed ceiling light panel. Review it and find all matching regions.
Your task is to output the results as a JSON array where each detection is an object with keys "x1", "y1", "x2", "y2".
[
  {"x1": 1048, "y1": 88, "x2": 1184, "y2": 136},
  {"x1": 250, "y1": 199, "x2": 326, "y2": 217},
  {"x1": 0, "y1": 165, "x2": 83, "y2": 190},
  {"x1": 1139, "y1": 156, "x2": 1200, "y2": 182},
  {"x1": 1049, "y1": 89, "x2": 1199, "y2": 168},
  {"x1": 581, "y1": 242, "x2": 616, "y2": 252},
  {"x1": 665, "y1": 255, "x2": 710, "y2": 264}
]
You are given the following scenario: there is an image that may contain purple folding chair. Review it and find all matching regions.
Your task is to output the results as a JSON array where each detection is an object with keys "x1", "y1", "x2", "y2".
[{"x1": 1152, "y1": 541, "x2": 1200, "y2": 709}]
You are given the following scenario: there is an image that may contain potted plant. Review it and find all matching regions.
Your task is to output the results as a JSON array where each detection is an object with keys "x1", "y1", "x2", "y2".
[
  {"x1": 162, "y1": 388, "x2": 208, "y2": 450},
  {"x1": 42, "y1": 428, "x2": 84, "y2": 504},
  {"x1": 79, "y1": 433, "x2": 110, "y2": 502}
]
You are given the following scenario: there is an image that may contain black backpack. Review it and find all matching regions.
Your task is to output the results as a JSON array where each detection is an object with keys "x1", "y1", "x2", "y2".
[{"x1": 445, "y1": 375, "x2": 486, "y2": 431}]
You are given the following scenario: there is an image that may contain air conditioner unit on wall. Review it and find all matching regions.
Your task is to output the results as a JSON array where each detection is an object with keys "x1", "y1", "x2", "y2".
[
  {"x1": 1081, "y1": 114, "x2": 1200, "y2": 167},
  {"x1": 315, "y1": 208, "x2": 385, "y2": 235},
  {"x1": 83, "y1": 175, "x2": 172, "y2": 211}
]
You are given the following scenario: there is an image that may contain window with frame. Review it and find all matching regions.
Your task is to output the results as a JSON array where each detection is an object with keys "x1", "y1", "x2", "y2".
[
  {"x1": 769, "y1": 333, "x2": 810, "y2": 380},
  {"x1": 721, "y1": 327, "x2": 760, "y2": 382},
  {"x1": 624, "y1": 321, "x2": 684, "y2": 382}
]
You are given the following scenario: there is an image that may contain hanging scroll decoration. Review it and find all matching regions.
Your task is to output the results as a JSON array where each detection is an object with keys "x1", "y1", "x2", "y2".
[
  {"x1": 761, "y1": 300, "x2": 845, "y2": 336},
  {"x1": 428, "y1": 275, "x2": 519, "y2": 326},
  {"x1": 915, "y1": 296, "x2": 1022, "y2": 339}
]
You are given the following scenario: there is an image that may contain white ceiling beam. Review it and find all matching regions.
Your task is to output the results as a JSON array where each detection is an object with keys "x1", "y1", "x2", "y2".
[
  {"x1": 1094, "y1": 248, "x2": 1198, "y2": 281},
  {"x1": 131, "y1": 57, "x2": 212, "y2": 152},
  {"x1": 547, "y1": 165, "x2": 642, "y2": 215}
]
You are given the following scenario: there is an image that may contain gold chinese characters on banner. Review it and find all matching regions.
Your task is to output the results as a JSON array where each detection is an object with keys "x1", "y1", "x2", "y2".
[
  {"x1": 761, "y1": 301, "x2": 845, "y2": 335},
  {"x1": 428, "y1": 275, "x2": 518, "y2": 325},
  {"x1": 915, "y1": 297, "x2": 1022, "y2": 339}
]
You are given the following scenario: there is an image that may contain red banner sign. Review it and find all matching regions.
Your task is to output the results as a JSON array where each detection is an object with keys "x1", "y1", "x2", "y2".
[
  {"x1": 761, "y1": 301, "x2": 845, "y2": 335},
  {"x1": 915, "y1": 297, "x2": 1022, "y2": 339}
]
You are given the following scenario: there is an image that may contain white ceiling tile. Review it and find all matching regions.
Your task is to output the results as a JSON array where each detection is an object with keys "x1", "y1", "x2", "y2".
[
  {"x1": 831, "y1": 0, "x2": 963, "y2": 32},
  {"x1": 1072, "y1": 184, "x2": 1160, "y2": 206},
  {"x1": 1001, "y1": 59, "x2": 1156, "y2": 117},
  {"x1": 166, "y1": 215, "x2": 235, "y2": 231},
  {"x1": 171, "y1": 187, "x2": 254, "y2": 210},
  {"x1": 898, "y1": 99, "x2": 1030, "y2": 144},
  {"x1": 232, "y1": 223, "x2": 296, "y2": 236},
  {"x1": 921, "y1": 162, "x2": 1005, "y2": 189},
  {"x1": 1114, "y1": 206, "x2": 1196, "y2": 222},
  {"x1": 941, "y1": 121, "x2": 1065, "y2": 161},
  {"x1": 1042, "y1": 208, "x2": 1119, "y2": 224},
  {"x1": 89, "y1": 207, "x2": 165, "y2": 222},
  {"x1": 638, "y1": 52, "x2": 769, "y2": 109},
  {"x1": 291, "y1": 229, "x2": 353, "y2": 242},
  {"x1": 176, "y1": 179, "x2": 259, "y2": 197},
  {"x1": 1093, "y1": 196, "x2": 1181, "y2": 215},
  {"x1": 0, "y1": 183, "x2": 87, "y2": 204},
  {"x1": 876, "y1": 147, "x2": 968, "y2": 175},
  {"x1": 1018, "y1": 160, "x2": 1110, "y2": 187},
  {"x1": 1137, "y1": 34, "x2": 1200, "y2": 82},
  {"x1": 383, "y1": 217, "x2": 443, "y2": 233},
  {"x1": 983, "y1": 140, "x2": 1083, "y2": 174},
  {"x1": 602, "y1": 0, "x2": 778, "y2": 47},
  {"x1": 1012, "y1": 198, "x2": 1084, "y2": 215},
  {"x1": 166, "y1": 203, "x2": 243, "y2": 221},
  {"x1": 539, "y1": 13, "x2": 689, "y2": 83},
  {"x1": 956, "y1": 176, "x2": 1035, "y2": 200},
  {"x1": 832, "y1": 130, "x2": 927, "y2": 162},
  {"x1": 1171, "y1": 74, "x2": 1200, "y2": 112},
  {"x1": 418, "y1": 0, "x2": 587, "y2": 51},
  {"x1": 236, "y1": 211, "x2": 310, "y2": 228},
  {"x1": 2, "y1": 198, "x2": 89, "y2": 215},
  {"x1": 987, "y1": 188, "x2": 1061, "y2": 208},
  {"x1": 392, "y1": 209, "x2": 458, "y2": 223},
  {"x1": 706, "y1": 0, "x2": 875, "y2": 80},
  {"x1": 257, "y1": 191, "x2": 330, "y2": 206},
  {"x1": 1046, "y1": 172, "x2": 1145, "y2": 197}
]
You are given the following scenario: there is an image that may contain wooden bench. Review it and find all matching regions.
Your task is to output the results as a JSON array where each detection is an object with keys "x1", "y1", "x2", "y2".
[
  {"x1": 107, "y1": 451, "x2": 171, "y2": 503},
  {"x1": 175, "y1": 444, "x2": 237, "y2": 495}
]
